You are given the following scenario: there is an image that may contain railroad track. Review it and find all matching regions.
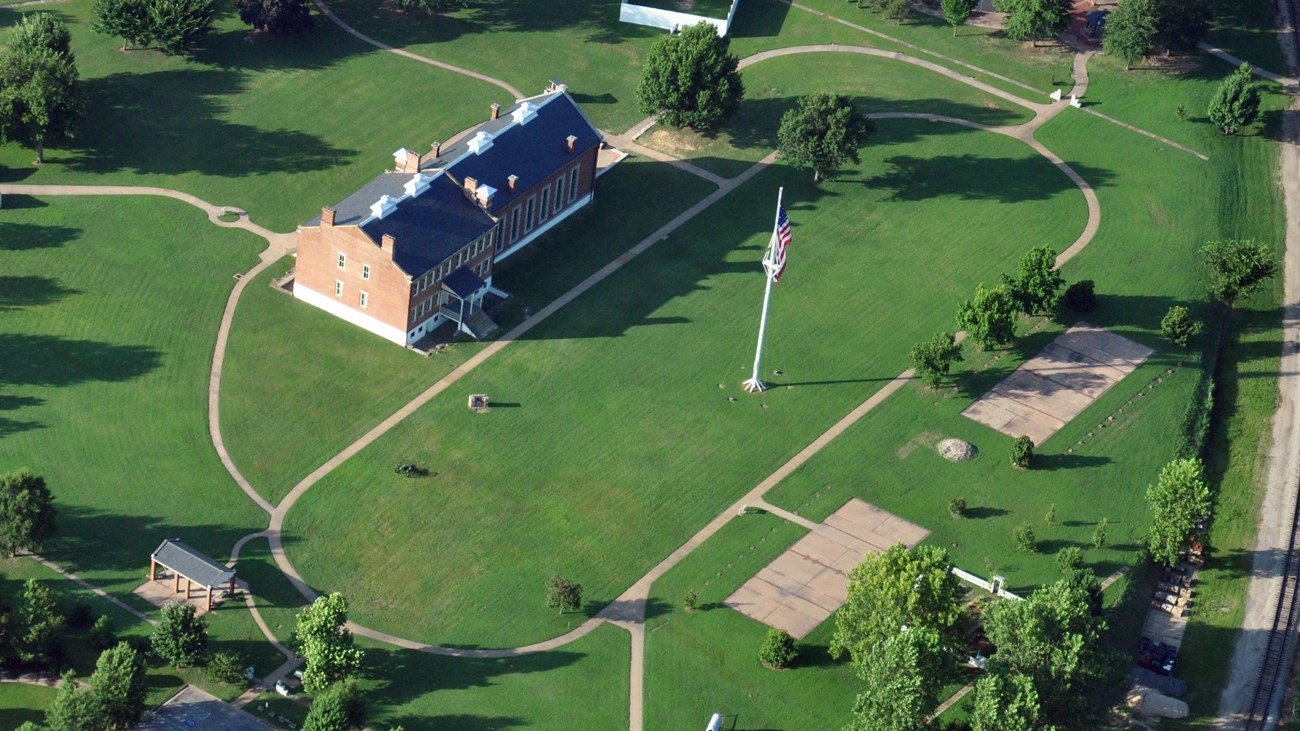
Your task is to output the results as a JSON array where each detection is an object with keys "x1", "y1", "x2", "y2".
[{"x1": 1243, "y1": 469, "x2": 1300, "y2": 730}]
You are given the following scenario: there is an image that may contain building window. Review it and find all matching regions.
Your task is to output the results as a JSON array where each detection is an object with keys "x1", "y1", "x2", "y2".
[
  {"x1": 337, "y1": 253, "x2": 346, "y2": 270},
  {"x1": 539, "y1": 188, "x2": 550, "y2": 223},
  {"x1": 554, "y1": 178, "x2": 565, "y2": 214},
  {"x1": 524, "y1": 197, "x2": 535, "y2": 231},
  {"x1": 362, "y1": 264, "x2": 371, "y2": 281},
  {"x1": 359, "y1": 291, "x2": 369, "y2": 308},
  {"x1": 509, "y1": 208, "x2": 521, "y2": 244},
  {"x1": 334, "y1": 280, "x2": 344, "y2": 297},
  {"x1": 569, "y1": 166, "x2": 580, "y2": 202}
]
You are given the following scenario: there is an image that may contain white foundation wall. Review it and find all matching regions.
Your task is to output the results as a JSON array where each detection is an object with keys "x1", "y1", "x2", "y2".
[{"x1": 294, "y1": 283, "x2": 409, "y2": 346}]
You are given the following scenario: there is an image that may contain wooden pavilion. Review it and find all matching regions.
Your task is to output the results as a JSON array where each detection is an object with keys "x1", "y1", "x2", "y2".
[{"x1": 149, "y1": 539, "x2": 237, "y2": 612}]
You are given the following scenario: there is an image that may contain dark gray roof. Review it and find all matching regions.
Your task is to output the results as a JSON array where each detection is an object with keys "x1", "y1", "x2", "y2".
[
  {"x1": 436, "y1": 91, "x2": 602, "y2": 213},
  {"x1": 152, "y1": 539, "x2": 235, "y2": 588},
  {"x1": 360, "y1": 176, "x2": 497, "y2": 277},
  {"x1": 443, "y1": 265, "x2": 486, "y2": 299},
  {"x1": 305, "y1": 174, "x2": 408, "y2": 228}
]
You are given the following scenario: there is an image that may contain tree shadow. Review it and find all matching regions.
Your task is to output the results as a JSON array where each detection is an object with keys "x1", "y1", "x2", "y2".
[
  {"x1": 69, "y1": 70, "x2": 356, "y2": 179},
  {"x1": 1037, "y1": 453, "x2": 1113, "y2": 470},
  {"x1": 0, "y1": 334, "x2": 160, "y2": 388},
  {"x1": 964, "y1": 506, "x2": 1010, "y2": 519},
  {"x1": 0, "y1": 276, "x2": 79, "y2": 311},
  {"x1": 0, "y1": 221, "x2": 80, "y2": 251},
  {"x1": 860, "y1": 154, "x2": 1115, "y2": 204}
]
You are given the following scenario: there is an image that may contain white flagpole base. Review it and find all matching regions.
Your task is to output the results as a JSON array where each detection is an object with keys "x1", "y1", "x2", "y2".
[{"x1": 742, "y1": 378, "x2": 767, "y2": 393}]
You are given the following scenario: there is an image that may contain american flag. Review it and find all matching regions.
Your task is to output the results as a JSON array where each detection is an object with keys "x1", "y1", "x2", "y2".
[{"x1": 770, "y1": 205, "x2": 792, "y2": 282}]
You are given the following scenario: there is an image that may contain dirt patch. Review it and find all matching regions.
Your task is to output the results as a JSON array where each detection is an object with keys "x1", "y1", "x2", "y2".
[{"x1": 897, "y1": 430, "x2": 943, "y2": 458}]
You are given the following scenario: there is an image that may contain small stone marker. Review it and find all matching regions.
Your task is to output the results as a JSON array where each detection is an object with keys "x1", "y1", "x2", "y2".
[
  {"x1": 1070, "y1": 94, "x2": 1082, "y2": 108},
  {"x1": 1050, "y1": 88, "x2": 1063, "y2": 102}
]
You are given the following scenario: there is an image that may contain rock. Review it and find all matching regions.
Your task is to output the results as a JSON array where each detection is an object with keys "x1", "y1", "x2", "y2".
[{"x1": 938, "y1": 438, "x2": 977, "y2": 462}]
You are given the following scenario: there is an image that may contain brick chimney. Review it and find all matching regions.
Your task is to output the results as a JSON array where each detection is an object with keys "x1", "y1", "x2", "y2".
[
  {"x1": 507, "y1": 174, "x2": 518, "y2": 192},
  {"x1": 321, "y1": 206, "x2": 336, "y2": 227},
  {"x1": 381, "y1": 234, "x2": 395, "y2": 255},
  {"x1": 490, "y1": 103, "x2": 501, "y2": 120},
  {"x1": 463, "y1": 176, "x2": 478, "y2": 197},
  {"x1": 399, "y1": 150, "x2": 422, "y2": 174},
  {"x1": 566, "y1": 135, "x2": 577, "y2": 152},
  {"x1": 430, "y1": 141, "x2": 442, "y2": 158}
]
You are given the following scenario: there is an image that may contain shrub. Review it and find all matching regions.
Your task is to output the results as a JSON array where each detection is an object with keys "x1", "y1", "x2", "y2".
[
  {"x1": 545, "y1": 576, "x2": 583, "y2": 614},
  {"x1": 1161, "y1": 305, "x2": 1197, "y2": 347},
  {"x1": 1063, "y1": 280, "x2": 1096, "y2": 311},
  {"x1": 89, "y1": 615, "x2": 116, "y2": 650},
  {"x1": 1014, "y1": 523, "x2": 1037, "y2": 553},
  {"x1": 205, "y1": 650, "x2": 246, "y2": 686},
  {"x1": 758, "y1": 628, "x2": 798, "y2": 669},
  {"x1": 1056, "y1": 546, "x2": 1083, "y2": 573},
  {"x1": 1044, "y1": 503, "x2": 1056, "y2": 528},
  {"x1": 683, "y1": 589, "x2": 699, "y2": 612},
  {"x1": 948, "y1": 497, "x2": 967, "y2": 519},
  {"x1": 1010, "y1": 436, "x2": 1033, "y2": 469},
  {"x1": 1092, "y1": 518, "x2": 1108, "y2": 549}
]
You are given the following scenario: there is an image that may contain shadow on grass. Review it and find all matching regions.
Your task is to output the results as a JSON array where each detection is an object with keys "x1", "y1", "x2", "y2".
[
  {"x1": 0, "y1": 220, "x2": 80, "y2": 250},
  {"x1": 0, "y1": 334, "x2": 160, "y2": 389},
  {"x1": 860, "y1": 154, "x2": 1116, "y2": 203},
  {"x1": 0, "y1": 276, "x2": 79, "y2": 311},
  {"x1": 730, "y1": 0, "x2": 790, "y2": 38},
  {"x1": 965, "y1": 506, "x2": 1010, "y2": 519}
]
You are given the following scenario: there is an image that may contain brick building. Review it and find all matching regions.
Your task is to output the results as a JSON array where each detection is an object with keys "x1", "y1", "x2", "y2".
[{"x1": 294, "y1": 83, "x2": 603, "y2": 345}]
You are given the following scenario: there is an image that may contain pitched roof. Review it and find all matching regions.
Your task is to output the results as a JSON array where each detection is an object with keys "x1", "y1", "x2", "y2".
[
  {"x1": 359, "y1": 175, "x2": 497, "y2": 277},
  {"x1": 151, "y1": 539, "x2": 235, "y2": 588},
  {"x1": 435, "y1": 90, "x2": 602, "y2": 212},
  {"x1": 443, "y1": 265, "x2": 486, "y2": 299}
]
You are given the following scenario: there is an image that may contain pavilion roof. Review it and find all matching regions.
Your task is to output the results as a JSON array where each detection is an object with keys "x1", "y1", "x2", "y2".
[{"x1": 151, "y1": 539, "x2": 235, "y2": 588}]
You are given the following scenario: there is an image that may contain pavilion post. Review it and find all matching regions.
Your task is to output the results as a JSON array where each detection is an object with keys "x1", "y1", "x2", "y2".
[
  {"x1": 185, "y1": 578, "x2": 192, "y2": 599},
  {"x1": 207, "y1": 587, "x2": 213, "y2": 612},
  {"x1": 150, "y1": 558, "x2": 157, "y2": 581},
  {"x1": 173, "y1": 572, "x2": 180, "y2": 594}
]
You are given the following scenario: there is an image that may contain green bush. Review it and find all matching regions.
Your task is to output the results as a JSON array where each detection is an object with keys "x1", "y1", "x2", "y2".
[
  {"x1": 1161, "y1": 305, "x2": 1197, "y2": 347},
  {"x1": 758, "y1": 628, "x2": 798, "y2": 669},
  {"x1": 683, "y1": 589, "x2": 699, "y2": 612},
  {"x1": 89, "y1": 615, "x2": 116, "y2": 650},
  {"x1": 205, "y1": 650, "x2": 247, "y2": 686},
  {"x1": 1063, "y1": 280, "x2": 1096, "y2": 311},
  {"x1": 1056, "y1": 546, "x2": 1083, "y2": 573},
  {"x1": 1010, "y1": 436, "x2": 1033, "y2": 469},
  {"x1": 948, "y1": 497, "x2": 967, "y2": 518},
  {"x1": 1013, "y1": 523, "x2": 1037, "y2": 553}
]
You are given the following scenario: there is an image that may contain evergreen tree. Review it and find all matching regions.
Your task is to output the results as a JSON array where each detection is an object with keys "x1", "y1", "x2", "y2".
[
  {"x1": 1207, "y1": 63, "x2": 1261, "y2": 135},
  {"x1": 89, "y1": 642, "x2": 148, "y2": 729},
  {"x1": 146, "y1": 0, "x2": 218, "y2": 56}
]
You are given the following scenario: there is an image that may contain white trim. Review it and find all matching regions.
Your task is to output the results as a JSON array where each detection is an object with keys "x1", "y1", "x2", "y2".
[
  {"x1": 494, "y1": 191, "x2": 594, "y2": 263},
  {"x1": 294, "y1": 283, "x2": 408, "y2": 345},
  {"x1": 618, "y1": 1, "x2": 738, "y2": 35}
]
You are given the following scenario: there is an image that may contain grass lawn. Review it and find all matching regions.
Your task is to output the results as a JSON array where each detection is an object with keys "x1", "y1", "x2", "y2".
[
  {"x1": 233, "y1": 538, "x2": 309, "y2": 646},
  {"x1": 1206, "y1": 0, "x2": 1289, "y2": 74},
  {"x1": 281, "y1": 119, "x2": 1088, "y2": 648},
  {"x1": 360, "y1": 623, "x2": 629, "y2": 730},
  {"x1": 0, "y1": 196, "x2": 267, "y2": 597},
  {"x1": 0, "y1": 1, "x2": 503, "y2": 231},
  {"x1": 0, "y1": 682, "x2": 56, "y2": 729},
  {"x1": 221, "y1": 157, "x2": 715, "y2": 503},
  {"x1": 640, "y1": 50, "x2": 1036, "y2": 178}
]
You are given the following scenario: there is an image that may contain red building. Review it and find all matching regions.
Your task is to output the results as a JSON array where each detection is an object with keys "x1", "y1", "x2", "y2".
[{"x1": 294, "y1": 83, "x2": 603, "y2": 345}]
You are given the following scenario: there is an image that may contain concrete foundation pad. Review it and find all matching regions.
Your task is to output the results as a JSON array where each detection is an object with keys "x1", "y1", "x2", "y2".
[{"x1": 724, "y1": 499, "x2": 929, "y2": 639}]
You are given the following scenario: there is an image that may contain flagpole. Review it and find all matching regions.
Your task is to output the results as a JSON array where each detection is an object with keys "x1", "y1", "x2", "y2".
[{"x1": 743, "y1": 187, "x2": 784, "y2": 393}]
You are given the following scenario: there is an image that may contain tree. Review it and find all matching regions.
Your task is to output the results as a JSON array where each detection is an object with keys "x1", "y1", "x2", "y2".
[
  {"x1": 995, "y1": 0, "x2": 1070, "y2": 45},
  {"x1": 302, "y1": 679, "x2": 366, "y2": 731},
  {"x1": 969, "y1": 672, "x2": 1044, "y2": 731},
  {"x1": 777, "y1": 92, "x2": 873, "y2": 182},
  {"x1": 0, "y1": 45, "x2": 84, "y2": 165},
  {"x1": 1161, "y1": 305, "x2": 1196, "y2": 346},
  {"x1": 1102, "y1": 0, "x2": 1159, "y2": 69},
  {"x1": 0, "y1": 470, "x2": 58, "y2": 557},
  {"x1": 831, "y1": 544, "x2": 963, "y2": 675},
  {"x1": 1013, "y1": 523, "x2": 1037, "y2": 553},
  {"x1": 1156, "y1": 0, "x2": 1212, "y2": 51},
  {"x1": 8, "y1": 12, "x2": 74, "y2": 59},
  {"x1": 1044, "y1": 504, "x2": 1056, "y2": 528},
  {"x1": 235, "y1": 0, "x2": 315, "y2": 34},
  {"x1": 982, "y1": 577, "x2": 1109, "y2": 719},
  {"x1": 683, "y1": 589, "x2": 699, "y2": 612},
  {"x1": 1092, "y1": 518, "x2": 1108, "y2": 549},
  {"x1": 46, "y1": 671, "x2": 109, "y2": 731},
  {"x1": 846, "y1": 628, "x2": 947, "y2": 731},
  {"x1": 89, "y1": 641, "x2": 148, "y2": 729},
  {"x1": 1201, "y1": 239, "x2": 1277, "y2": 307},
  {"x1": 205, "y1": 650, "x2": 247, "y2": 685},
  {"x1": 956, "y1": 284, "x2": 1017, "y2": 350},
  {"x1": 291, "y1": 593, "x2": 364, "y2": 695},
  {"x1": 394, "y1": 0, "x2": 464, "y2": 12},
  {"x1": 1146, "y1": 457, "x2": 1210, "y2": 566},
  {"x1": 941, "y1": 0, "x2": 978, "y2": 35},
  {"x1": 545, "y1": 575, "x2": 583, "y2": 614},
  {"x1": 758, "y1": 628, "x2": 798, "y2": 669},
  {"x1": 636, "y1": 22, "x2": 744, "y2": 132},
  {"x1": 1207, "y1": 64, "x2": 1261, "y2": 135},
  {"x1": 18, "y1": 579, "x2": 62, "y2": 665},
  {"x1": 89, "y1": 615, "x2": 117, "y2": 651},
  {"x1": 91, "y1": 0, "x2": 152, "y2": 50},
  {"x1": 948, "y1": 497, "x2": 968, "y2": 519},
  {"x1": 150, "y1": 601, "x2": 208, "y2": 668},
  {"x1": 1010, "y1": 435, "x2": 1034, "y2": 469},
  {"x1": 1003, "y1": 245, "x2": 1064, "y2": 315},
  {"x1": 882, "y1": 0, "x2": 911, "y2": 22},
  {"x1": 146, "y1": 0, "x2": 217, "y2": 56},
  {"x1": 909, "y1": 332, "x2": 963, "y2": 388},
  {"x1": 1056, "y1": 546, "x2": 1083, "y2": 573}
]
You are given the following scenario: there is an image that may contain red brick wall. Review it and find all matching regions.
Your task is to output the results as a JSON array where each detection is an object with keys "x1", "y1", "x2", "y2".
[
  {"x1": 296, "y1": 220, "x2": 411, "y2": 332},
  {"x1": 493, "y1": 144, "x2": 599, "y2": 253}
]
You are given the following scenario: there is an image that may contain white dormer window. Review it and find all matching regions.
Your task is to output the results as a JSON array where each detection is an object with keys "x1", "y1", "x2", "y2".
[
  {"x1": 393, "y1": 148, "x2": 413, "y2": 167},
  {"x1": 467, "y1": 131, "x2": 494, "y2": 155},
  {"x1": 370, "y1": 195, "x2": 398, "y2": 220},
  {"x1": 475, "y1": 183, "x2": 497, "y2": 207},
  {"x1": 512, "y1": 101, "x2": 538, "y2": 126},
  {"x1": 403, "y1": 172, "x2": 432, "y2": 198}
]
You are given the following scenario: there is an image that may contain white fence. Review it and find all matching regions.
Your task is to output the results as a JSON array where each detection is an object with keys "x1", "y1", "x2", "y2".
[
  {"x1": 950, "y1": 566, "x2": 1024, "y2": 601},
  {"x1": 618, "y1": 0, "x2": 742, "y2": 36}
]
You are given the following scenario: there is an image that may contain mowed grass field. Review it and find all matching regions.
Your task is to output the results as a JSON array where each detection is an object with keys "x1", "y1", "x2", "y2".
[
  {"x1": 221, "y1": 157, "x2": 716, "y2": 502},
  {"x1": 282, "y1": 120, "x2": 1088, "y2": 648},
  {"x1": 0, "y1": 1, "x2": 502, "y2": 231},
  {"x1": 0, "y1": 682, "x2": 55, "y2": 729},
  {"x1": 640, "y1": 50, "x2": 1037, "y2": 178},
  {"x1": 0, "y1": 196, "x2": 267, "y2": 595}
]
